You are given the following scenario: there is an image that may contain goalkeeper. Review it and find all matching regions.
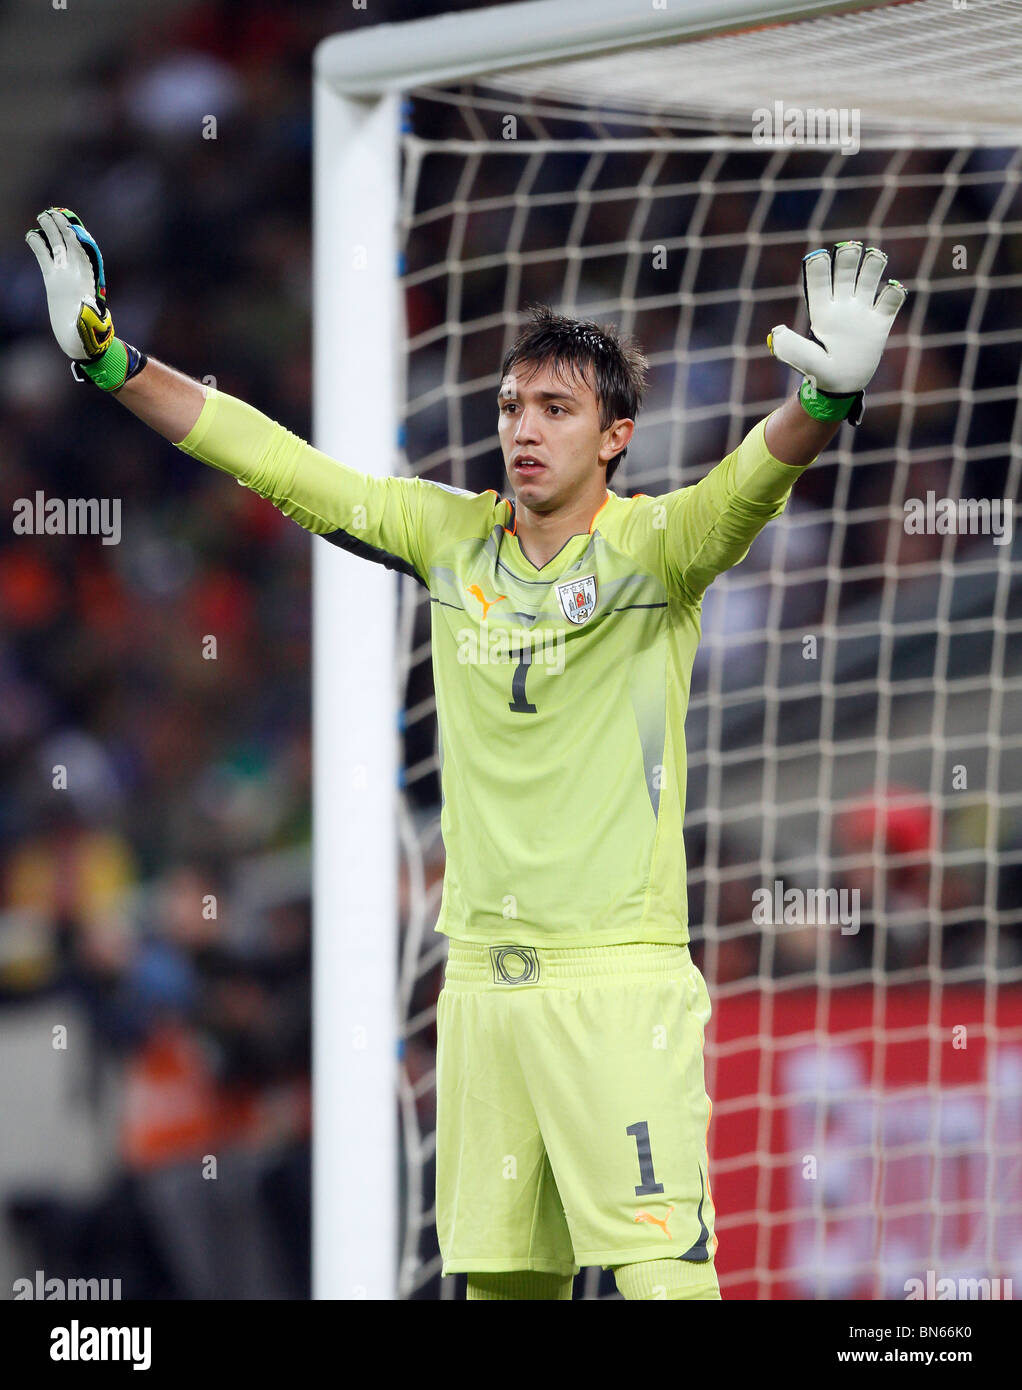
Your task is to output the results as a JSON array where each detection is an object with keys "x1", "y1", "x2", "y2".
[{"x1": 27, "y1": 206, "x2": 906, "y2": 1300}]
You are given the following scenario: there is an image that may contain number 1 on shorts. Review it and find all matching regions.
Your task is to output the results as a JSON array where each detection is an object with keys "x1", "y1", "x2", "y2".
[{"x1": 626, "y1": 1119, "x2": 665, "y2": 1196}]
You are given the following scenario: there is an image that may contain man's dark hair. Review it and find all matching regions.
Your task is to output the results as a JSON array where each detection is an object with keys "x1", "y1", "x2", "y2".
[{"x1": 499, "y1": 304, "x2": 648, "y2": 486}]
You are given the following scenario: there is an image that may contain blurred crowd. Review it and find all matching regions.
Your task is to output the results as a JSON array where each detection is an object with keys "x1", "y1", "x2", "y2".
[
  {"x1": 0, "y1": 0, "x2": 341, "y2": 1299},
  {"x1": 0, "y1": 0, "x2": 1019, "y2": 1301}
]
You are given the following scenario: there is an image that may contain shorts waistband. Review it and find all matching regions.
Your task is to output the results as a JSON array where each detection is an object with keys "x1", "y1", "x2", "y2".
[{"x1": 443, "y1": 939, "x2": 691, "y2": 987}]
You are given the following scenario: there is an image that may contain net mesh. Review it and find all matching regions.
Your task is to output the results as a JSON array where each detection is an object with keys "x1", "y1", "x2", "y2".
[
  {"x1": 391, "y1": 71, "x2": 1022, "y2": 1299},
  {"x1": 482, "y1": 0, "x2": 1022, "y2": 138}
]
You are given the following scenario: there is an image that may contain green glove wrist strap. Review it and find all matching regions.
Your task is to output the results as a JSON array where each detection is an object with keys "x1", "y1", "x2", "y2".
[
  {"x1": 80, "y1": 338, "x2": 129, "y2": 391},
  {"x1": 76, "y1": 338, "x2": 148, "y2": 392},
  {"x1": 799, "y1": 378, "x2": 863, "y2": 423}
]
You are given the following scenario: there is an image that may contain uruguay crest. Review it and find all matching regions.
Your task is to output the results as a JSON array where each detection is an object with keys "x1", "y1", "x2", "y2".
[{"x1": 557, "y1": 574, "x2": 598, "y2": 625}]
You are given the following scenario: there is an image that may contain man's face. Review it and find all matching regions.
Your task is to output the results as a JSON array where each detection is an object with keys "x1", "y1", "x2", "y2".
[{"x1": 497, "y1": 358, "x2": 632, "y2": 511}]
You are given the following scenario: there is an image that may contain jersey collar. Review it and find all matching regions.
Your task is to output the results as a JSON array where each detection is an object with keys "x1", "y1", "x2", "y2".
[{"x1": 503, "y1": 490, "x2": 612, "y2": 537}]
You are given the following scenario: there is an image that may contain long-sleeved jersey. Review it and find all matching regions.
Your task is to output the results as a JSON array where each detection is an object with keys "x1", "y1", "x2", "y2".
[{"x1": 176, "y1": 388, "x2": 812, "y2": 946}]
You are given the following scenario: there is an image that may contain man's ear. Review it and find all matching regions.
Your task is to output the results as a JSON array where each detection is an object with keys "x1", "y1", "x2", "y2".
[{"x1": 600, "y1": 418, "x2": 634, "y2": 462}]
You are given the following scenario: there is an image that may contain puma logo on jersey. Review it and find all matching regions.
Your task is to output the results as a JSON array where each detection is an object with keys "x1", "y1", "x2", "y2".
[
  {"x1": 635, "y1": 1204, "x2": 674, "y2": 1237},
  {"x1": 467, "y1": 583, "x2": 506, "y2": 619}
]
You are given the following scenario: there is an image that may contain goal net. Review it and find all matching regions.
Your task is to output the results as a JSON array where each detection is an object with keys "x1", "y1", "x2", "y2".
[{"x1": 314, "y1": 0, "x2": 1022, "y2": 1300}]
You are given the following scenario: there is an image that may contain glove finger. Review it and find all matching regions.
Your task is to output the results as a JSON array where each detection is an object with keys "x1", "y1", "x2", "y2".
[
  {"x1": 874, "y1": 279, "x2": 908, "y2": 321},
  {"x1": 832, "y1": 240, "x2": 864, "y2": 299},
  {"x1": 44, "y1": 208, "x2": 96, "y2": 284},
  {"x1": 25, "y1": 228, "x2": 54, "y2": 273},
  {"x1": 36, "y1": 210, "x2": 68, "y2": 264},
  {"x1": 769, "y1": 324, "x2": 831, "y2": 379},
  {"x1": 802, "y1": 248, "x2": 833, "y2": 317},
  {"x1": 854, "y1": 246, "x2": 888, "y2": 304},
  {"x1": 60, "y1": 212, "x2": 107, "y2": 302}
]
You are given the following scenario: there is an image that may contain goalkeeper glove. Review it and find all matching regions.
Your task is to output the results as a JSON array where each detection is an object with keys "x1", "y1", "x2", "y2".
[
  {"x1": 767, "y1": 241, "x2": 907, "y2": 426},
  {"x1": 25, "y1": 207, "x2": 147, "y2": 392}
]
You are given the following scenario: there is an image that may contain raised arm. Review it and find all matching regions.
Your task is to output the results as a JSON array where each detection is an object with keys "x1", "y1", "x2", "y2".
[
  {"x1": 762, "y1": 393, "x2": 841, "y2": 471},
  {"x1": 662, "y1": 241, "x2": 907, "y2": 600},
  {"x1": 25, "y1": 206, "x2": 483, "y2": 587},
  {"x1": 26, "y1": 207, "x2": 207, "y2": 441},
  {"x1": 116, "y1": 356, "x2": 207, "y2": 444},
  {"x1": 763, "y1": 240, "x2": 907, "y2": 467},
  {"x1": 662, "y1": 412, "x2": 816, "y2": 602}
]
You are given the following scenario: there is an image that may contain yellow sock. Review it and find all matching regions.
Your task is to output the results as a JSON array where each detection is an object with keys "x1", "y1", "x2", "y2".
[
  {"x1": 613, "y1": 1258, "x2": 721, "y2": 1300},
  {"x1": 466, "y1": 1270, "x2": 574, "y2": 1300}
]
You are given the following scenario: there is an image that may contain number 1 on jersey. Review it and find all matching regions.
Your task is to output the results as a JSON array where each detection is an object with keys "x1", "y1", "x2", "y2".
[{"x1": 508, "y1": 648, "x2": 537, "y2": 713}]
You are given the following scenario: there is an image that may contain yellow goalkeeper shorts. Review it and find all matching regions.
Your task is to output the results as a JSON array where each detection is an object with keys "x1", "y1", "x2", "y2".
[{"x1": 435, "y1": 939, "x2": 718, "y2": 1277}]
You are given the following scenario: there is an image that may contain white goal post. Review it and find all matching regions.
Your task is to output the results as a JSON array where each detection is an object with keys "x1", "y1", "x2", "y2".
[{"x1": 312, "y1": 0, "x2": 1022, "y2": 1300}]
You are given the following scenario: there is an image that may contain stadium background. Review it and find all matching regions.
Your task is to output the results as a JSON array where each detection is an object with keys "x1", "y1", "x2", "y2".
[{"x1": 0, "y1": 0, "x2": 1019, "y2": 1300}]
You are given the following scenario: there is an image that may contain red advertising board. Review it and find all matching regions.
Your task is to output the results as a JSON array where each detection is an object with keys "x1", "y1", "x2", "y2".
[{"x1": 708, "y1": 987, "x2": 1022, "y2": 1299}]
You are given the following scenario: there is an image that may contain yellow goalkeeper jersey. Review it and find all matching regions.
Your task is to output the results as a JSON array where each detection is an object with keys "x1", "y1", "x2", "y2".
[{"x1": 176, "y1": 388, "x2": 812, "y2": 947}]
